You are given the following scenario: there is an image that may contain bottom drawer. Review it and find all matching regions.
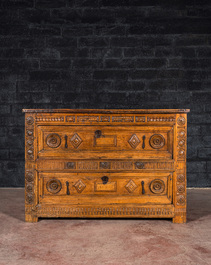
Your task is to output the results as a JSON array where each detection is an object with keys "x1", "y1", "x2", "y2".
[{"x1": 39, "y1": 172, "x2": 172, "y2": 205}]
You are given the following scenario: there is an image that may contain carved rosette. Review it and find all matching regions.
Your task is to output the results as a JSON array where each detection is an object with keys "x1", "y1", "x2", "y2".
[
  {"x1": 149, "y1": 134, "x2": 165, "y2": 149},
  {"x1": 46, "y1": 133, "x2": 61, "y2": 148},
  {"x1": 25, "y1": 116, "x2": 34, "y2": 160},
  {"x1": 150, "y1": 179, "x2": 165, "y2": 194},
  {"x1": 46, "y1": 179, "x2": 62, "y2": 194}
]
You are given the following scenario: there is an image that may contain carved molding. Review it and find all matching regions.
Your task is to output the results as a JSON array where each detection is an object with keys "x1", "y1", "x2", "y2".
[
  {"x1": 77, "y1": 116, "x2": 99, "y2": 122},
  {"x1": 112, "y1": 116, "x2": 134, "y2": 122},
  {"x1": 35, "y1": 115, "x2": 176, "y2": 124},
  {"x1": 63, "y1": 161, "x2": 174, "y2": 171},
  {"x1": 37, "y1": 206, "x2": 174, "y2": 217},
  {"x1": 78, "y1": 161, "x2": 98, "y2": 170},
  {"x1": 147, "y1": 117, "x2": 175, "y2": 122},
  {"x1": 36, "y1": 116, "x2": 64, "y2": 122},
  {"x1": 135, "y1": 116, "x2": 145, "y2": 122}
]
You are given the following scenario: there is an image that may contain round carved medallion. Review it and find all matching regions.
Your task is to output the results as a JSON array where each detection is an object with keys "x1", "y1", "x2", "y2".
[
  {"x1": 26, "y1": 184, "x2": 33, "y2": 193},
  {"x1": 150, "y1": 179, "x2": 165, "y2": 194},
  {"x1": 149, "y1": 134, "x2": 165, "y2": 149},
  {"x1": 177, "y1": 195, "x2": 185, "y2": 205},
  {"x1": 46, "y1": 133, "x2": 61, "y2": 148},
  {"x1": 178, "y1": 129, "x2": 186, "y2": 138},
  {"x1": 177, "y1": 185, "x2": 185, "y2": 193},
  {"x1": 177, "y1": 117, "x2": 186, "y2": 126},
  {"x1": 26, "y1": 116, "x2": 34, "y2": 125},
  {"x1": 26, "y1": 194, "x2": 34, "y2": 204},
  {"x1": 177, "y1": 174, "x2": 185, "y2": 183},
  {"x1": 26, "y1": 171, "x2": 34, "y2": 182},
  {"x1": 46, "y1": 179, "x2": 62, "y2": 194},
  {"x1": 178, "y1": 140, "x2": 185, "y2": 147}
]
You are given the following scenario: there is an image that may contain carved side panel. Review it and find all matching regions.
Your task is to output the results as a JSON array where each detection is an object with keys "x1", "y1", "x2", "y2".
[{"x1": 25, "y1": 113, "x2": 38, "y2": 222}]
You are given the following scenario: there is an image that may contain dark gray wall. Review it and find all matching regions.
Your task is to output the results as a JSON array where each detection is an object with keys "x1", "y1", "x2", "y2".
[{"x1": 0, "y1": 0, "x2": 210, "y2": 187}]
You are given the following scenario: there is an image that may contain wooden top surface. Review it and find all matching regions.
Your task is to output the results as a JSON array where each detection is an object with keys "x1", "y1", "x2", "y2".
[{"x1": 22, "y1": 109, "x2": 190, "y2": 114}]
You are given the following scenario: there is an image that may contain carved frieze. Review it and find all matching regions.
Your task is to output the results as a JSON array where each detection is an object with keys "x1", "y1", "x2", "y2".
[
  {"x1": 36, "y1": 116, "x2": 64, "y2": 122},
  {"x1": 147, "y1": 117, "x2": 175, "y2": 122},
  {"x1": 37, "y1": 206, "x2": 174, "y2": 217}
]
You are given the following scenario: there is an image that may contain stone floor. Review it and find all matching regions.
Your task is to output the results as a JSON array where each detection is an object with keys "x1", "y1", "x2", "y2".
[{"x1": 0, "y1": 188, "x2": 210, "y2": 265}]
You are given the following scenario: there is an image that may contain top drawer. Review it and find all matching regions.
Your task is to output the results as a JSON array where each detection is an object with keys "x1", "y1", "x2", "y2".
[{"x1": 37, "y1": 125, "x2": 173, "y2": 160}]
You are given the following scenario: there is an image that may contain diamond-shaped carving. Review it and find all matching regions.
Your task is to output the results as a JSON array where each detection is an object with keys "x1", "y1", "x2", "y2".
[
  {"x1": 74, "y1": 179, "x2": 86, "y2": 193},
  {"x1": 70, "y1": 133, "x2": 83, "y2": 148},
  {"x1": 128, "y1": 134, "x2": 140, "y2": 149},
  {"x1": 125, "y1": 180, "x2": 137, "y2": 193}
]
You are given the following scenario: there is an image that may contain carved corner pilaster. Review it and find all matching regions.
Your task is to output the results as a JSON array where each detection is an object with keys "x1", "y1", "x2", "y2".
[
  {"x1": 25, "y1": 113, "x2": 38, "y2": 222},
  {"x1": 173, "y1": 114, "x2": 187, "y2": 223}
]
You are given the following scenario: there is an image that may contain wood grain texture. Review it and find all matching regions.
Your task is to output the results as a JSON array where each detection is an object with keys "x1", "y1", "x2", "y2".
[{"x1": 24, "y1": 109, "x2": 189, "y2": 223}]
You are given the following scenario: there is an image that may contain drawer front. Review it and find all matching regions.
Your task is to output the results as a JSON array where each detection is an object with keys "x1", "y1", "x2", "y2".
[
  {"x1": 39, "y1": 172, "x2": 172, "y2": 205},
  {"x1": 37, "y1": 125, "x2": 173, "y2": 159}
]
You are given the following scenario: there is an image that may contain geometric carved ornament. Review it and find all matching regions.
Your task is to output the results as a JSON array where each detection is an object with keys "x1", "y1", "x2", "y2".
[
  {"x1": 128, "y1": 134, "x2": 140, "y2": 149},
  {"x1": 74, "y1": 179, "x2": 86, "y2": 193},
  {"x1": 70, "y1": 133, "x2": 83, "y2": 148},
  {"x1": 125, "y1": 179, "x2": 138, "y2": 193}
]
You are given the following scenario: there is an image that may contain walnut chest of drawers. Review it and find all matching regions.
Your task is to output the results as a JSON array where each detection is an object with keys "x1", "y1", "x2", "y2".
[{"x1": 23, "y1": 109, "x2": 190, "y2": 223}]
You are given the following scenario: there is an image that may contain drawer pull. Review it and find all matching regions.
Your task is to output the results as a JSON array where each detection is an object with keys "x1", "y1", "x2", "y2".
[
  {"x1": 66, "y1": 181, "x2": 70, "y2": 195},
  {"x1": 141, "y1": 181, "x2": 145, "y2": 194},
  {"x1": 101, "y1": 176, "x2": 109, "y2": 184},
  {"x1": 135, "y1": 162, "x2": 145, "y2": 169},
  {"x1": 65, "y1": 135, "x2": 68, "y2": 148},
  {"x1": 142, "y1": 135, "x2": 145, "y2": 149},
  {"x1": 95, "y1": 130, "x2": 102, "y2": 138}
]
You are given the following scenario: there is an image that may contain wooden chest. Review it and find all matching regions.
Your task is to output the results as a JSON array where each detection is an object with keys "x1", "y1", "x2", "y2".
[{"x1": 23, "y1": 109, "x2": 190, "y2": 223}]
